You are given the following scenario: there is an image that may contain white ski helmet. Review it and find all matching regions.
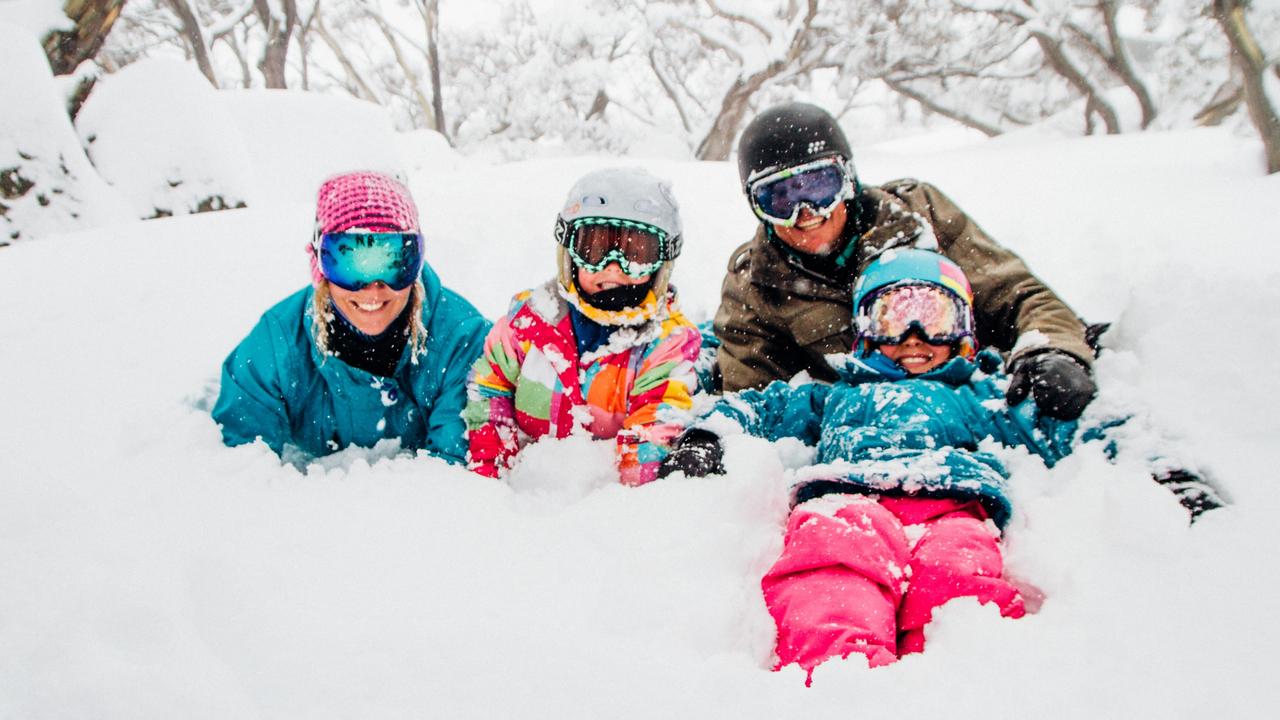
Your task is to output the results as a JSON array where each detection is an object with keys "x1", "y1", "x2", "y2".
[
  {"x1": 555, "y1": 167, "x2": 683, "y2": 258},
  {"x1": 554, "y1": 167, "x2": 684, "y2": 325}
]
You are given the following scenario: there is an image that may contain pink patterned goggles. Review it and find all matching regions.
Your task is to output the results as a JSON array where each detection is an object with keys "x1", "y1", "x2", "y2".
[{"x1": 859, "y1": 283, "x2": 973, "y2": 345}]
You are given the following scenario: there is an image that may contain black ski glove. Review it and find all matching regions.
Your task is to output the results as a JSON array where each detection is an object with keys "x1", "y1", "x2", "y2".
[
  {"x1": 657, "y1": 428, "x2": 725, "y2": 479},
  {"x1": 1154, "y1": 469, "x2": 1225, "y2": 523},
  {"x1": 1006, "y1": 350, "x2": 1097, "y2": 420}
]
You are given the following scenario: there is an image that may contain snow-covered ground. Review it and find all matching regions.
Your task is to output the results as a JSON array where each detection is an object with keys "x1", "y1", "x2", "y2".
[{"x1": 3, "y1": 85, "x2": 1280, "y2": 716}]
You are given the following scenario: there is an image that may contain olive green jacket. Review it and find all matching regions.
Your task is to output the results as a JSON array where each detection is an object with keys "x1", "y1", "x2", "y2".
[{"x1": 714, "y1": 179, "x2": 1092, "y2": 392}]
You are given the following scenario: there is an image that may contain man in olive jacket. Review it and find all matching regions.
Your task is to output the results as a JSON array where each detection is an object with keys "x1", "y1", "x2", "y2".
[{"x1": 713, "y1": 102, "x2": 1097, "y2": 421}]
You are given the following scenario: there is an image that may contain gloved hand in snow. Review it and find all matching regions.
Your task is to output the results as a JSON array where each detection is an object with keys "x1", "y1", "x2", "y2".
[
  {"x1": 657, "y1": 428, "x2": 725, "y2": 479},
  {"x1": 1154, "y1": 469, "x2": 1225, "y2": 523},
  {"x1": 1006, "y1": 349, "x2": 1097, "y2": 420}
]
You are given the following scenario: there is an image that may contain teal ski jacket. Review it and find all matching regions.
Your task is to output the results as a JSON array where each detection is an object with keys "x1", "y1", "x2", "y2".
[
  {"x1": 212, "y1": 265, "x2": 490, "y2": 462},
  {"x1": 700, "y1": 350, "x2": 1082, "y2": 528}
]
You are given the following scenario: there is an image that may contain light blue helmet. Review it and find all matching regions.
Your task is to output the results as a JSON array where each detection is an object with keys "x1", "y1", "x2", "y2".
[{"x1": 852, "y1": 248, "x2": 977, "y2": 359}]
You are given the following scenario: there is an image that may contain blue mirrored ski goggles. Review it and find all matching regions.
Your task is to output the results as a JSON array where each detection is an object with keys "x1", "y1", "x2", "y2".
[
  {"x1": 314, "y1": 231, "x2": 424, "y2": 291},
  {"x1": 748, "y1": 157, "x2": 853, "y2": 227}
]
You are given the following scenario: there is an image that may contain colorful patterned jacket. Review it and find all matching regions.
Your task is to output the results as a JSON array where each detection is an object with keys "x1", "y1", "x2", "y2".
[{"x1": 464, "y1": 280, "x2": 702, "y2": 485}]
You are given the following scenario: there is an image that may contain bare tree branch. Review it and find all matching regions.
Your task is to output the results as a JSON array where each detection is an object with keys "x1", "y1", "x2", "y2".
[
  {"x1": 647, "y1": 48, "x2": 693, "y2": 133},
  {"x1": 695, "y1": 0, "x2": 822, "y2": 160},
  {"x1": 217, "y1": 25, "x2": 254, "y2": 88},
  {"x1": 883, "y1": 77, "x2": 1004, "y2": 136},
  {"x1": 207, "y1": 0, "x2": 257, "y2": 41},
  {"x1": 161, "y1": 0, "x2": 219, "y2": 87},
  {"x1": 704, "y1": 0, "x2": 771, "y2": 42},
  {"x1": 312, "y1": 4, "x2": 379, "y2": 102},
  {"x1": 366, "y1": 8, "x2": 432, "y2": 127},
  {"x1": 1032, "y1": 27, "x2": 1119, "y2": 134},
  {"x1": 409, "y1": 0, "x2": 448, "y2": 137},
  {"x1": 674, "y1": 20, "x2": 745, "y2": 65},
  {"x1": 1097, "y1": 0, "x2": 1156, "y2": 129}
]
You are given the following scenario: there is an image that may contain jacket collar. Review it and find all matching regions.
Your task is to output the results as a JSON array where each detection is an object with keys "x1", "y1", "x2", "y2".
[
  {"x1": 303, "y1": 263, "x2": 444, "y2": 379},
  {"x1": 524, "y1": 278, "x2": 672, "y2": 362},
  {"x1": 744, "y1": 225, "x2": 853, "y2": 301},
  {"x1": 826, "y1": 347, "x2": 1004, "y2": 386}
]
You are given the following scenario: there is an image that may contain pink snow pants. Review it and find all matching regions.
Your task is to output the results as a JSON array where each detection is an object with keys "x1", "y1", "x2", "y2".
[{"x1": 762, "y1": 494, "x2": 1025, "y2": 682}]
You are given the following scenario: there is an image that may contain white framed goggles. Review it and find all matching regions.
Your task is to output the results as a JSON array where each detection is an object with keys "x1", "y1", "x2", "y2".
[{"x1": 747, "y1": 157, "x2": 854, "y2": 227}]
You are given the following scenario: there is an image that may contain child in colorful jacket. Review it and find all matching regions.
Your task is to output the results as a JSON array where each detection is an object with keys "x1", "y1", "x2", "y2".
[
  {"x1": 676, "y1": 249, "x2": 1217, "y2": 681},
  {"x1": 463, "y1": 168, "x2": 702, "y2": 486}
]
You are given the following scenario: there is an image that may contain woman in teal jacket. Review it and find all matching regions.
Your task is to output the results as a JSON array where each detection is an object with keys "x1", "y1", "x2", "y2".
[{"x1": 212, "y1": 171, "x2": 490, "y2": 463}]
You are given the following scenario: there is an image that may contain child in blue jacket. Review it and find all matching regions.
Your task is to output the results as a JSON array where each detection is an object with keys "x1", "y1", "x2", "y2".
[{"x1": 670, "y1": 248, "x2": 1218, "y2": 681}]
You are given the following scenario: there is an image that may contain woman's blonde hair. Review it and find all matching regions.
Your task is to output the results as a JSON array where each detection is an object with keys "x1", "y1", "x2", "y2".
[{"x1": 309, "y1": 280, "x2": 428, "y2": 364}]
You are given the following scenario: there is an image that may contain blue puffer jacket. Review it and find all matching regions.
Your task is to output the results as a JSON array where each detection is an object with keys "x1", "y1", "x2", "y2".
[
  {"x1": 212, "y1": 264, "x2": 491, "y2": 463},
  {"x1": 700, "y1": 350, "x2": 1080, "y2": 528}
]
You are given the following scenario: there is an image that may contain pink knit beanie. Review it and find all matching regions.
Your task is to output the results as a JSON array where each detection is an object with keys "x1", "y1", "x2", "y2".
[{"x1": 308, "y1": 171, "x2": 421, "y2": 286}]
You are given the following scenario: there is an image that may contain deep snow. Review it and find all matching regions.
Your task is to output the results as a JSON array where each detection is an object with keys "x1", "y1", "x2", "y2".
[{"x1": 2, "y1": 91, "x2": 1280, "y2": 716}]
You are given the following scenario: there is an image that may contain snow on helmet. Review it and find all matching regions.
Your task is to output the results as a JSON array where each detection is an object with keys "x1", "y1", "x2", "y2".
[
  {"x1": 737, "y1": 102, "x2": 855, "y2": 189},
  {"x1": 852, "y1": 248, "x2": 977, "y2": 359},
  {"x1": 554, "y1": 167, "x2": 683, "y2": 326}
]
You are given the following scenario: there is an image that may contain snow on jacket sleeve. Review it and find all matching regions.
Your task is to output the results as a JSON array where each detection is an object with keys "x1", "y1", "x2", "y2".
[
  {"x1": 696, "y1": 380, "x2": 831, "y2": 446},
  {"x1": 420, "y1": 288, "x2": 492, "y2": 466},
  {"x1": 1012, "y1": 379, "x2": 1201, "y2": 482},
  {"x1": 211, "y1": 311, "x2": 295, "y2": 455},
  {"x1": 984, "y1": 375, "x2": 1210, "y2": 510},
  {"x1": 615, "y1": 320, "x2": 703, "y2": 486},
  {"x1": 462, "y1": 304, "x2": 527, "y2": 477}
]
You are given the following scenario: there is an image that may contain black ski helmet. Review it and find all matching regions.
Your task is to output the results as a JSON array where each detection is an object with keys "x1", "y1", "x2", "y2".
[{"x1": 736, "y1": 102, "x2": 854, "y2": 189}]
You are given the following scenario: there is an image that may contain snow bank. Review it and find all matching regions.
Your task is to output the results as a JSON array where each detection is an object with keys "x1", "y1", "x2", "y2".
[
  {"x1": 1, "y1": 116, "x2": 1278, "y2": 717},
  {"x1": 67, "y1": 61, "x2": 409, "y2": 225},
  {"x1": 222, "y1": 90, "x2": 406, "y2": 208},
  {"x1": 76, "y1": 58, "x2": 254, "y2": 219},
  {"x1": 0, "y1": 21, "x2": 126, "y2": 243}
]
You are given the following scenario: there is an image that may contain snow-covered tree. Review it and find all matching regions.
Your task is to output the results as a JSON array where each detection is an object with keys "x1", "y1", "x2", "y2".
[
  {"x1": 88, "y1": 0, "x2": 1280, "y2": 162},
  {"x1": 0, "y1": 20, "x2": 126, "y2": 243}
]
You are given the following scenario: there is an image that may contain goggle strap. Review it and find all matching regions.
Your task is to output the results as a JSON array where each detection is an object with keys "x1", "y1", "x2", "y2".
[
  {"x1": 561, "y1": 216, "x2": 676, "y2": 262},
  {"x1": 572, "y1": 216, "x2": 668, "y2": 242},
  {"x1": 747, "y1": 156, "x2": 850, "y2": 190}
]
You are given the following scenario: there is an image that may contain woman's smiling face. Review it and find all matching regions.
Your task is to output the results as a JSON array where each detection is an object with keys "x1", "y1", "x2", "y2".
[{"x1": 327, "y1": 281, "x2": 412, "y2": 335}]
